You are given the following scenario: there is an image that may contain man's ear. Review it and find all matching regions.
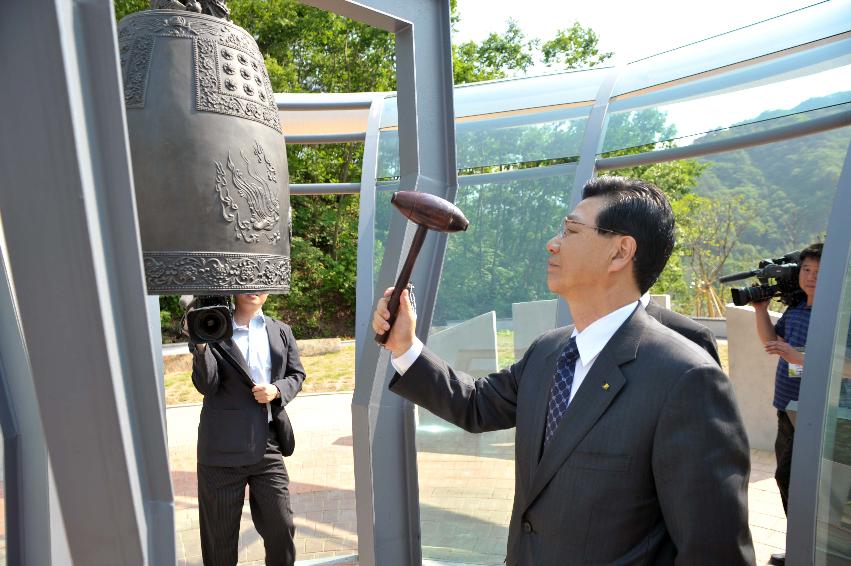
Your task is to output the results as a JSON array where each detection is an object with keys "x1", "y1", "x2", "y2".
[{"x1": 608, "y1": 235, "x2": 637, "y2": 274}]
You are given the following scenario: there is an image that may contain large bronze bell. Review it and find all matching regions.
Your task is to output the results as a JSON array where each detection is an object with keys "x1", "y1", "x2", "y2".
[{"x1": 118, "y1": 1, "x2": 290, "y2": 294}]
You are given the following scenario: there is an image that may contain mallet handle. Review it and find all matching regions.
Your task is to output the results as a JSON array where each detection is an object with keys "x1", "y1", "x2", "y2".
[{"x1": 376, "y1": 225, "x2": 428, "y2": 345}]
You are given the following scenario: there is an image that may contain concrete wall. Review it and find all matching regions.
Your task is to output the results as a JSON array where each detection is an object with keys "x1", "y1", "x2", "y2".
[
  {"x1": 512, "y1": 299, "x2": 559, "y2": 360},
  {"x1": 428, "y1": 311, "x2": 498, "y2": 378},
  {"x1": 726, "y1": 304, "x2": 782, "y2": 451},
  {"x1": 694, "y1": 317, "x2": 728, "y2": 340}
]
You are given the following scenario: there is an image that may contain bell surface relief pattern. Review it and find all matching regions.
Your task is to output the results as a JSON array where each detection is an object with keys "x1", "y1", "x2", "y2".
[
  {"x1": 118, "y1": 11, "x2": 281, "y2": 132},
  {"x1": 144, "y1": 252, "x2": 291, "y2": 293},
  {"x1": 214, "y1": 140, "x2": 282, "y2": 244}
]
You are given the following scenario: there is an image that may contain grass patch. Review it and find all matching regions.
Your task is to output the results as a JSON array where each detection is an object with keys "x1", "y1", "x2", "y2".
[
  {"x1": 165, "y1": 345, "x2": 356, "y2": 406},
  {"x1": 164, "y1": 336, "x2": 731, "y2": 407},
  {"x1": 300, "y1": 345, "x2": 356, "y2": 394},
  {"x1": 497, "y1": 330, "x2": 516, "y2": 367},
  {"x1": 165, "y1": 371, "x2": 202, "y2": 406},
  {"x1": 718, "y1": 341, "x2": 729, "y2": 374}
]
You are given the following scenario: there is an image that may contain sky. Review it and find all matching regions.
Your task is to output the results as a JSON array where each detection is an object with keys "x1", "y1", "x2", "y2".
[
  {"x1": 453, "y1": 0, "x2": 849, "y2": 140},
  {"x1": 453, "y1": 0, "x2": 822, "y2": 67}
]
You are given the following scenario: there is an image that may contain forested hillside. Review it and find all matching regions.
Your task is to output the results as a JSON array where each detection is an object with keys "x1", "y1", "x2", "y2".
[{"x1": 696, "y1": 94, "x2": 850, "y2": 265}]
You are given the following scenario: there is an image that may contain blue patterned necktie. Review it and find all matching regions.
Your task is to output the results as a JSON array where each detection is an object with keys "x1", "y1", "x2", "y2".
[{"x1": 544, "y1": 337, "x2": 580, "y2": 448}]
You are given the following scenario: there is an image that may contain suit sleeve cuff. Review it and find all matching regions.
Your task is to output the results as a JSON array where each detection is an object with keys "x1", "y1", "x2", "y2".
[{"x1": 391, "y1": 337, "x2": 424, "y2": 375}]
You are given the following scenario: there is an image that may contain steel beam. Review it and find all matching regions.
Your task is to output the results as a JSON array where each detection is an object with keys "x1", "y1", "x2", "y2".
[
  {"x1": 286, "y1": 132, "x2": 367, "y2": 144},
  {"x1": 0, "y1": 1, "x2": 173, "y2": 563},
  {"x1": 300, "y1": 2, "x2": 457, "y2": 564},
  {"x1": 290, "y1": 183, "x2": 363, "y2": 195}
]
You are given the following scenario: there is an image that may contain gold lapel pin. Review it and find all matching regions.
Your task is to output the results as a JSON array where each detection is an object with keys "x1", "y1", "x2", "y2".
[{"x1": 602, "y1": 382, "x2": 610, "y2": 391}]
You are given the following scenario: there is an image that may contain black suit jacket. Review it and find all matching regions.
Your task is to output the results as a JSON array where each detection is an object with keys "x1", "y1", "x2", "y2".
[
  {"x1": 390, "y1": 306, "x2": 754, "y2": 566},
  {"x1": 644, "y1": 301, "x2": 721, "y2": 364},
  {"x1": 191, "y1": 318, "x2": 306, "y2": 466}
]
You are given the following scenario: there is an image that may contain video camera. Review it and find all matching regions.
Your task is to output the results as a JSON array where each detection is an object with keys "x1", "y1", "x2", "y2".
[
  {"x1": 718, "y1": 250, "x2": 805, "y2": 307},
  {"x1": 179, "y1": 295, "x2": 233, "y2": 343}
]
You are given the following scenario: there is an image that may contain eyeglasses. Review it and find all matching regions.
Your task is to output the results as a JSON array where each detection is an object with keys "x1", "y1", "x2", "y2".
[{"x1": 558, "y1": 218, "x2": 627, "y2": 239}]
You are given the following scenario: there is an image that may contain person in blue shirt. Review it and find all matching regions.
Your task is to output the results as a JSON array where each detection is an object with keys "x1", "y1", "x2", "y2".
[{"x1": 753, "y1": 242, "x2": 822, "y2": 566}]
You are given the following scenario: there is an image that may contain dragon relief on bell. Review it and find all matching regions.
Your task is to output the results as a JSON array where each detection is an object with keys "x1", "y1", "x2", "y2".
[{"x1": 214, "y1": 140, "x2": 282, "y2": 245}]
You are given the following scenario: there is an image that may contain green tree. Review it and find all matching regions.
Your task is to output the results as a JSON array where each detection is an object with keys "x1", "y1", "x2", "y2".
[
  {"x1": 452, "y1": 20, "x2": 535, "y2": 83},
  {"x1": 113, "y1": 0, "x2": 147, "y2": 20},
  {"x1": 541, "y1": 22, "x2": 611, "y2": 69},
  {"x1": 607, "y1": 135, "x2": 709, "y2": 312},
  {"x1": 452, "y1": 18, "x2": 611, "y2": 84},
  {"x1": 673, "y1": 193, "x2": 757, "y2": 317}
]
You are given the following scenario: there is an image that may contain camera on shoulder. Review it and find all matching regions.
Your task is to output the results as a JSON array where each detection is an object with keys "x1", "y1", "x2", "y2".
[
  {"x1": 718, "y1": 251, "x2": 805, "y2": 307},
  {"x1": 179, "y1": 295, "x2": 233, "y2": 343}
]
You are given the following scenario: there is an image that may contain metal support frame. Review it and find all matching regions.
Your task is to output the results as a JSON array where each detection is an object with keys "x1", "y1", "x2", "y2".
[
  {"x1": 277, "y1": 98, "x2": 375, "y2": 111},
  {"x1": 350, "y1": 100, "x2": 388, "y2": 566},
  {"x1": 787, "y1": 133, "x2": 851, "y2": 565},
  {"x1": 286, "y1": 132, "x2": 367, "y2": 144},
  {"x1": 0, "y1": 1, "x2": 173, "y2": 563},
  {"x1": 354, "y1": 97, "x2": 387, "y2": 371},
  {"x1": 290, "y1": 162, "x2": 580, "y2": 195},
  {"x1": 291, "y1": 183, "x2": 363, "y2": 195},
  {"x1": 0, "y1": 339, "x2": 23, "y2": 566},
  {"x1": 300, "y1": 1, "x2": 457, "y2": 564},
  {"x1": 555, "y1": 65, "x2": 623, "y2": 327},
  {"x1": 0, "y1": 213, "x2": 60, "y2": 566}
]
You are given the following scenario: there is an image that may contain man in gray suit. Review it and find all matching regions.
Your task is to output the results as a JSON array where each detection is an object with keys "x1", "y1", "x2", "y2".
[{"x1": 373, "y1": 176, "x2": 754, "y2": 565}]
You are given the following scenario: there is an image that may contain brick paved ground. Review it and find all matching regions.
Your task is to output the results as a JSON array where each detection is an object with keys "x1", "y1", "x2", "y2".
[{"x1": 168, "y1": 393, "x2": 787, "y2": 565}]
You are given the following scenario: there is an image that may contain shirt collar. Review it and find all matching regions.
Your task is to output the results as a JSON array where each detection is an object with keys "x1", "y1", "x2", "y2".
[
  {"x1": 572, "y1": 301, "x2": 639, "y2": 366},
  {"x1": 232, "y1": 309, "x2": 266, "y2": 330},
  {"x1": 639, "y1": 293, "x2": 650, "y2": 307}
]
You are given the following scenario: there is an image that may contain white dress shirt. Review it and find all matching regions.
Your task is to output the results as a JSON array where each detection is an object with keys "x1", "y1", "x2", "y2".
[
  {"x1": 232, "y1": 309, "x2": 273, "y2": 422},
  {"x1": 391, "y1": 301, "x2": 640, "y2": 406}
]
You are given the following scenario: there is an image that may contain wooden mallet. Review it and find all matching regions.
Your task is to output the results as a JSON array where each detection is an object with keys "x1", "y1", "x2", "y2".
[{"x1": 376, "y1": 191, "x2": 469, "y2": 345}]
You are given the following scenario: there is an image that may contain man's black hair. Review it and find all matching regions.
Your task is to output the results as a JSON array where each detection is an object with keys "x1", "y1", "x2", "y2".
[
  {"x1": 582, "y1": 175, "x2": 675, "y2": 295},
  {"x1": 799, "y1": 242, "x2": 823, "y2": 264}
]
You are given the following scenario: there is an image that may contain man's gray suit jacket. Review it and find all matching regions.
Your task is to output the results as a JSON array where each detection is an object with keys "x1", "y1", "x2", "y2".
[
  {"x1": 390, "y1": 306, "x2": 754, "y2": 566},
  {"x1": 192, "y1": 318, "x2": 306, "y2": 466},
  {"x1": 644, "y1": 301, "x2": 721, "y2": 365}
]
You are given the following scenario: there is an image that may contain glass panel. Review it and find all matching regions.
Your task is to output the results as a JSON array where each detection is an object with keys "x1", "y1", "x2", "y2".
[
  {"x1": 376, "y1": 128, "x2": 400, "y2": 182},
  {"x1": 379, "y1": 67, "x2": 608, "y2": 129},
  {"x1": 378, "y1": 110, "x2": 589, "y2": 177},
  {"x1": 376, "y1": 69, "x2": 599, "y2": 178},
  {"x1": 417, "y1": 170, "x2": 574, "y2": 564},
  {"x1": 608, "y1": 127, "x2": 849, "y2": 316},
  {"x1": 455, "y1": 112, "x2": 587, "y2": 172},
  {"x1": 611, "y1": 1, "x2": 851, "y2": 99},
  {"x1": 814, "y1": 249, "x2": 851, "y2": 565},
  {"x1": 602, "y1": 43, "x2": 851, "y2": 154}
]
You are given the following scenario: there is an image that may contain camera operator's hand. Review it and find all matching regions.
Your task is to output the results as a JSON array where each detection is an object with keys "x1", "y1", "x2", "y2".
[
  {"x1": 765, "y1": 337, "x2": 804, "y2": 365},
  {"x1": 752, "y1": 300, "x2": 770, "y2": 313},
  {"x1": 252, "y1": 384, "x2": 280, "y2": 403}
]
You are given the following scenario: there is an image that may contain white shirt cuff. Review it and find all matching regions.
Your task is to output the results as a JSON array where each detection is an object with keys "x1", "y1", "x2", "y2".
[{"x1": 390, "y1": 337, "x2": 424, "y2": 375}]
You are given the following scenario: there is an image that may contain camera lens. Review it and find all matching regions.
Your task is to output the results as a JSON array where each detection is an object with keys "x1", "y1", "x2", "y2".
[
  {"x1": 730, "y1": 288, "x2": 750, "y2": 307},
  {"x1": 192, "y1": 308, "x2": 229, "y2": 342}
]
